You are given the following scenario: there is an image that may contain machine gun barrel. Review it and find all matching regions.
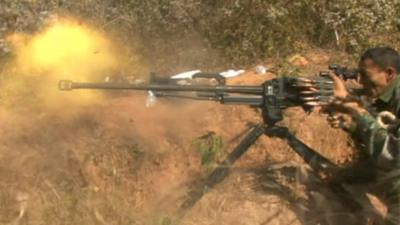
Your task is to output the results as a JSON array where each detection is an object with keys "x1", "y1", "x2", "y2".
[{"x1": 59, "y1": 80, "x2": 264, "y2": 95}]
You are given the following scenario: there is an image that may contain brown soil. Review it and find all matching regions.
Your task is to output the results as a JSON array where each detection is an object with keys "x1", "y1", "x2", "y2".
[{"x1": 0, "y1": 52, "x2": 379, "y2": 225}]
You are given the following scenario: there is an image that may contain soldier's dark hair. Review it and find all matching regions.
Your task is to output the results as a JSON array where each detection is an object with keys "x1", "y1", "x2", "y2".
[{"x1": 360, "y1": 47, "x2": 400, "y2": 73}]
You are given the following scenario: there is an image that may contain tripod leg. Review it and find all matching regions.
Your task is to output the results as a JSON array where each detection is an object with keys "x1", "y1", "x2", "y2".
[
  {"x1": 284, "y1": 129, "x2": 338, "y2": 173},
  {"x1": 180, "y1": 124, "x2": 265, "y2": 210},
  {"x1": 265, "y1": 126, "x2": 337, "y2": 173},
  {"x1": 266, "y1": 126, "x2": 367, "y2": 214}
]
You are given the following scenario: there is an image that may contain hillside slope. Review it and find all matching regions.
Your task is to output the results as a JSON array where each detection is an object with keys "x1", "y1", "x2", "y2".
[{"x1": 0, "y1": 52, "x2": 365, "y2": 225}]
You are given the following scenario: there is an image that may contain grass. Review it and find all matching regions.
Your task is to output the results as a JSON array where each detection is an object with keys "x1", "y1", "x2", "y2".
[
  {"x1": 153, "y1": 215, "x2": 176, "y2": 225},
  {"x1": 0, "y1": 190, "x2": 19, "y2": 223},
  {"x1": 194, "y1": 132, "x2": 226, "y2": 174}
]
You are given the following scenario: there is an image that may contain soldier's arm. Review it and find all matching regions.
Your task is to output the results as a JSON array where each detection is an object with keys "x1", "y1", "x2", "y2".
[
  {"x1": 328, "y1": 71, "x2": 396, "y2": 159},
  {"x1": 351, "y1": 114, "x2": 388, "y2": 158}
]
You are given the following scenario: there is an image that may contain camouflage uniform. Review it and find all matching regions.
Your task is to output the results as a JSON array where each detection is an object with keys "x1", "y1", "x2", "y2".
[{"x1": 350, "y1": 76, "x2": 400, "y2": 225}]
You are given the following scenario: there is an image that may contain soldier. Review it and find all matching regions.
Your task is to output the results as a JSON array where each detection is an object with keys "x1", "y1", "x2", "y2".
[{"x1": 329, "y1": 46, "x2": 400, "y2": 225}]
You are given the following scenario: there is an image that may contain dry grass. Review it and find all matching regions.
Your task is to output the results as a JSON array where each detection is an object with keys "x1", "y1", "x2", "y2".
[
  {"x1": 0, "y1": 57, "x2": 361, "y2": 224},
  {"x1": 0, "y1": 1, "x2": 383, "y2": 223}
]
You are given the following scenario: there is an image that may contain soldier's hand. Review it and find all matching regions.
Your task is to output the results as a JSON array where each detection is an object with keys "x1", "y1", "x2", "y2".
[
  {"x1": 328, "y1": 98, "x2": 369, "y2": 118},
  {"x1": 329, "y1": 71, "x2": 349, "y2": 99},
  {"x1": 327, "y1": 113, "x2": 354, "y2": 130}
]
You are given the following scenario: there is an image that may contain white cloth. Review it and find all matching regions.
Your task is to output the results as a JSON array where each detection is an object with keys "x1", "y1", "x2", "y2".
[{"x1": 170, "y1": 69, "x2": 245, "y2": 79}]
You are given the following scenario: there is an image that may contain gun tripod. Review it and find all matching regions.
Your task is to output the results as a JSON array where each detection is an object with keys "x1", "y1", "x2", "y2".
[{"x1": 180, "y1": 123, "x2": 366, "y2": 220}]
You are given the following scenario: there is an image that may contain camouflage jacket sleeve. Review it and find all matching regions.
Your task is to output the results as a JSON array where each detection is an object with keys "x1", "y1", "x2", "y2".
[{"x1": 352, "y1": 114, "x2": 400, "y2": 169}]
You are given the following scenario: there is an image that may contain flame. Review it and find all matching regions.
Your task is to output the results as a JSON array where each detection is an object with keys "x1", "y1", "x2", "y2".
[
  {"x1": 10, "y1": 20, "x2": 117, "y2": 81},
  {"x1": 4, "y1": 19, "x2": 120, "y2": 107}
]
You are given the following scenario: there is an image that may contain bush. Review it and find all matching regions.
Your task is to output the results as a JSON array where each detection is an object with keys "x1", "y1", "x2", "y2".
[
  {"x1": 323, "y1": 0, "x2": 400, "y2": 54},
  {"x1": 1, "y1": 0, "x2": 400, "y2": 65}
]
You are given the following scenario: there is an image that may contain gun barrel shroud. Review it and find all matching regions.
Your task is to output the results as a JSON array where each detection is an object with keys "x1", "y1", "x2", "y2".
[{"x1": 59, "y1": 80, "x2": 264, "y2": 94}]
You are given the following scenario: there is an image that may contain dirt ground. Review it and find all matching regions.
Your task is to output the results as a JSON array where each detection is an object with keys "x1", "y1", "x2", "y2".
[{"x1": 0, "y1": 51, "x2": 381, "y2": 225}]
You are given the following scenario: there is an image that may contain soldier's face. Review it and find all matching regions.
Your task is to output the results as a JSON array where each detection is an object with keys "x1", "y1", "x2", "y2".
[{"x1": 359, "y1": 58, "x2": 394, "y2": 95}]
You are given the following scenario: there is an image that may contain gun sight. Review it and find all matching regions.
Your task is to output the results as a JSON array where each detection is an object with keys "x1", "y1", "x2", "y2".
[{"x1": 329, "y1": 64, "x2": 359, "y2": 80}]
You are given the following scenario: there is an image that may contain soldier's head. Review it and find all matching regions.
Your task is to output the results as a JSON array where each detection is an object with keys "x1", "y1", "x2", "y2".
[{"x1": 359, "y1": 47, "x2": 400, "y2": 96}]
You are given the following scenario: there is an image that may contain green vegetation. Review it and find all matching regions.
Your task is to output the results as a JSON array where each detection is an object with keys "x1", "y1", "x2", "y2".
[
  {"x1": 153, "y1": 215, "x2": 177, "y2": 225},
  {"x1": 1, "y1": 0, "x2": 399, "y2": 65},
  {"x1": 194, "y1": 132, "x2": 226, "y2": 173}
]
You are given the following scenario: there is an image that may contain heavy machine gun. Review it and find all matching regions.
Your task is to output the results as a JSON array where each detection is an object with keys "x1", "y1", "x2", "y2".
[
  {"x1": 59, "y1": 73, "x2": 334, "y2": 125},
  {"x1": 59, "y1": 70, "x2": 367, "y2": 220}
]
